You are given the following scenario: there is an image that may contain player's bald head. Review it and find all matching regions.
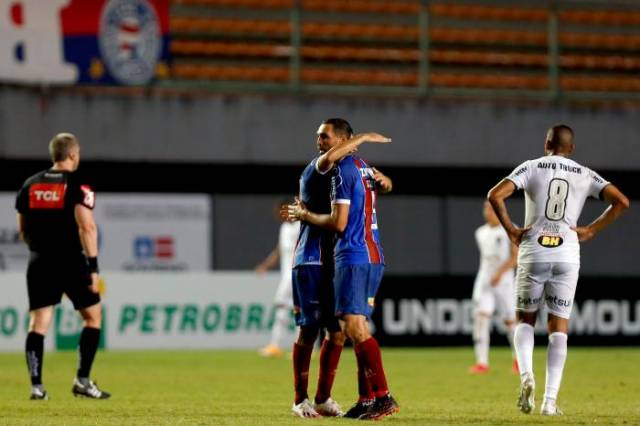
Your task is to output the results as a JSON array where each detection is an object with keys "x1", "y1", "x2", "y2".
[
  {"x1": 545, "y1": 124, "x2": 574, "y2": 156},
  {"x1": 49, "y1": 132, "x2": 79, "y2": 162}
]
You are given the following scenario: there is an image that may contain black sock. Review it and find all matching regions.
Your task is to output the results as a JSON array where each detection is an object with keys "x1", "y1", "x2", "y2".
[
  {"x1": 77, "y1": 327, "x2": 101, "y2": 378},
  {"x1": 25, "y1": 332, "x2": 44, "y2": 386}
]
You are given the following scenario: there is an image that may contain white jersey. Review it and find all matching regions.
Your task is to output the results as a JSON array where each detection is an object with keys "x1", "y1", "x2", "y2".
[
  {"x1": 279, "y1": 221, "x2": 300, "y2": 275},
  {"x1": 507, "y1": 155, "x2": 609, "y2": 264},
  {"x1": 273, "y1": 221, "x2": 300, "y2": 307},
  {"x1": 475, "y1": 223, "x2": 514, "y2": 283},
  {"x1": 472, "y1": 223, "x2": 516, "y2": 319}
]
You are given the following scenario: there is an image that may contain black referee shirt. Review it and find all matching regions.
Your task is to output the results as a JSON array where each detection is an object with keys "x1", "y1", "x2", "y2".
[{"x1": 15, "y1": 169, "x2": 95, "y2": 255}]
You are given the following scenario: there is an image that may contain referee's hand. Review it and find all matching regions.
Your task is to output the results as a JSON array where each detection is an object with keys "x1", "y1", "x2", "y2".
[{"x1": 89, "y1": 273, "x2": 100, "y2": 294}]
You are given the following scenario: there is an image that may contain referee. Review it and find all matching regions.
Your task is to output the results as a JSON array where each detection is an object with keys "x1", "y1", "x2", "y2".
[{"x1": 15, "y1": 133, "x2": 110, "y2": 400}]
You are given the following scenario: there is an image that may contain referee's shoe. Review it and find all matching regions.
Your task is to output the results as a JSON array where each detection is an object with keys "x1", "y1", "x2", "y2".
[
  {"x1": 72, "y1": 377, "x2": 111, "y2": 399},
  {"x1": 30, "y1": 386, "x2": 49, "y2": 400}
]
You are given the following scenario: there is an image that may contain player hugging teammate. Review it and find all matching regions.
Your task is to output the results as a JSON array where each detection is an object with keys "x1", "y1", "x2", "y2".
[{"x1": 285, "y1": 118, "x2": 399, "y2": 420}]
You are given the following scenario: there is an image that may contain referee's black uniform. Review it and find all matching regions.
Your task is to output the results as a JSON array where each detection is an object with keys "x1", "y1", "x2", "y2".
[
  {"x1": 16, "y1": 163, "x2": 110, "y2": 400},
  {"x1": 16, "y1": 169, "x2": 100, "y2": 311}
]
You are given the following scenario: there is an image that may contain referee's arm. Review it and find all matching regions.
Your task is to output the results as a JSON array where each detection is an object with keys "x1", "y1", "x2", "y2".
[
  {"x1": 75, "y1": 205, "x2": 97, "y2": 257},
  {"x1": 75, "y1": 205, "x2": 99, "y2": 293},
  {"x1": 16, "y1": 213, "x2": 29, "y2": 244}
]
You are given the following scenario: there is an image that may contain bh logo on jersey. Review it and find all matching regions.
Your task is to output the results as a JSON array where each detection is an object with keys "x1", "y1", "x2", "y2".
[
  {"x1": 134, "y1": 236, "x2": 174, "y2": 260},
  {"x1": 99, "y1": 0, "x2": 162, "y2": 85},
  {"x1": 538, "y1": 235, "x2": 564, "y2": 248}
]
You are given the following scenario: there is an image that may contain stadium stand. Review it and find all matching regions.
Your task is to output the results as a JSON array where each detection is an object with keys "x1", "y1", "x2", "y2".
[{"x1": 166, "y1": 0, "x2": 640, "y2": 98}]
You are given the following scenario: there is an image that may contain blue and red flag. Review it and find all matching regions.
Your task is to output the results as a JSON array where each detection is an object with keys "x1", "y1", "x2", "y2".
[{"x1": 1, "y1": 0, "x2": 170, "y2": 86}]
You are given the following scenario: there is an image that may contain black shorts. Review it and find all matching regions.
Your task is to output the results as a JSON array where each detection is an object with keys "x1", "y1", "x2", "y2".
[{"x1": 27, "y1": 252, "x2": 100, "y2": 311}]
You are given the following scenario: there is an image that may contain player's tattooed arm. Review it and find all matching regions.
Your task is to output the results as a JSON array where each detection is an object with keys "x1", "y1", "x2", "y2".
[
  {"x1": 285, "y1": 198, "x2": 349, "y2": 232},
  {"x1": 487, "y1": 179, "x2": 531, "y2": 246},
  {"x1": 316, "y1": 132, "x2": 391, "y2": 174},
  {"x1": 572, "y1": 184, "x2": 629, "y2": 242}
]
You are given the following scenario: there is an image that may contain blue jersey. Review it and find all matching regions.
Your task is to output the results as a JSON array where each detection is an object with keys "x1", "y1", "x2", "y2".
[
  {"x1": 293, "y1": 157, "x2": 335, "y2": 267},
  {"x1": 331, "y1": 155, "x2": 384, "y2": 267}
]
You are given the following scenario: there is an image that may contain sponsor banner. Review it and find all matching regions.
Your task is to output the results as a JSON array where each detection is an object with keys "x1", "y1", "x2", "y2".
[
  {"x1": 0, "y1": 272, "x2": 296, "y2": 351},
  {"x1": 0, "y1": 273, "x2": 54, "y2": 351},
  {"x1": 2, "y1": 272, "x2": 638, "y2": 350},
  {"x1": 105, "y1": 272, "x2": 296, "y2": 349},
  {"x1": 0, "y1": 194, "x2": 29, "y2": 271},
  {"x1": 0, "y1": 192, "x2": 211, "y2": 272},
  {"x1": 0, "y1": 0, "x2": 170, "y2": 85},
  {"x1": 94, "y1": 194, "x2": 211, "y2": 271},
  {"x1": 371, "y1": 276, "x2": 640, "y2": 346}
]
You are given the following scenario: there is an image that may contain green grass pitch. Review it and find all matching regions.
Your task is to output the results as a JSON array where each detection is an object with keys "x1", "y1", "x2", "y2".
[{"x1": 0, "y1": 347, "x2": 638, "y2": 425}]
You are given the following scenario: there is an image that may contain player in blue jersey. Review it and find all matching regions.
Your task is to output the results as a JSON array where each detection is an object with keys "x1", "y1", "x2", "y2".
[
  {"x1": 288, "y1": 118, "x2": 391, "y2": 418},
  {"x1": 287, "y1": 120, "x2": 398, "y2": 421}
]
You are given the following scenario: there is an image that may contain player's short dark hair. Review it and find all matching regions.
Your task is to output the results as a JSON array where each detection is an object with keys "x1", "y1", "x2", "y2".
[
  {"x1": 547, "y1": 124, "x2": 574, "y2": 148},
  {"x1": 49, "y1": 133, "x2": 78, "y2": 162},
  {"x1": 323, "y1": 118, "x2": 354, "y2": 138}
]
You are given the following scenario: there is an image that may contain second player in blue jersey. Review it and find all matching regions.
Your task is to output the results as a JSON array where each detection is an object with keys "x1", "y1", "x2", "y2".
[
  {"x1": 286, "y1": 119, "x2": 392, "y2": 418},
  {"x1": 286, "y1": 120, "x2": 399, "y2": 420}
]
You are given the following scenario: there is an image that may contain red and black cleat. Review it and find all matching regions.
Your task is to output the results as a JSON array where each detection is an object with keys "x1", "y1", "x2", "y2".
[{"x1": 358, "y1": 394, "x2": 400, "y2": 421}]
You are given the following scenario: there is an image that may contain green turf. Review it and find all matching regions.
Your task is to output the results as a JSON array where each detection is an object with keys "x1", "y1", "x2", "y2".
[{"x1": 0, "y1": 347, "x2": 638, "y2": 425}]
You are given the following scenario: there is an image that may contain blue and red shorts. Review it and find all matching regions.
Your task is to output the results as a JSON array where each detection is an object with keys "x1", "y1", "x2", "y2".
[
  {"x1": 334, "y1": 263, "x2": 384, "y2": 319},
  {"x1": 292, "y1": 264, "x2": 340, "y2": 331}
]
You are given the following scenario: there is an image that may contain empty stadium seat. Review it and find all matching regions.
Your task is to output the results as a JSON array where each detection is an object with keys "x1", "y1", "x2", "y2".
[{"x1": 168, "y1": 0, "x2": 640, "y2": 94}]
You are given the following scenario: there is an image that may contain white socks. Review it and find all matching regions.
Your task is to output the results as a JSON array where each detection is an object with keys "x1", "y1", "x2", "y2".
[
  {"x1": 506, "y1": 323, "x2": 516, "y2": 360},
  {"x1": 473, "y1": 315, "x2": 490, "y2": 366},
  {"x1": 544, "y1": 332, "x2": 568, "y2": 402},
  {"x1": 514, "y1": 323, "x2": 535, "y2": 378},
  {"x1": 269, "y1": 306, "x2": 290, "y2": 348},
  {"x1": 514, "y1": 323, "x2": 568, "y2": 405}
]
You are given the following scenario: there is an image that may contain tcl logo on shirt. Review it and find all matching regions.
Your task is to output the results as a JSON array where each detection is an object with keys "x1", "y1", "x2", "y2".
[{"x1": 29, "y1": 184, "x2": 67, "y2": 209}]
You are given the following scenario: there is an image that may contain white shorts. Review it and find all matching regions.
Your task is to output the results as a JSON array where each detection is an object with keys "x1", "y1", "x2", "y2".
[
  {"x1": 472, "y1": 276, "x2": 516, "y2": 321},
  {"x1": 274, "y1": 276, "x2": 293, "y2": 308},
  {"x1": 515, "y1": 262, "x2": 580, "y2": 319}
]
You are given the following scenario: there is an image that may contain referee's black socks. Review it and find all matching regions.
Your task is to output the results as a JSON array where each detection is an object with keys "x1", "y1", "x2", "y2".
[
  {"x1": 77, "y1": 327, "x2": 101, "y2": 379},
  {"x1": 25, "y1": 332, "x2": 44, "y2": 386}
]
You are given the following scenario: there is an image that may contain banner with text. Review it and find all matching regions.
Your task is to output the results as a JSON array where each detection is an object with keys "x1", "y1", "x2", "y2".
[
  {"x1": 371, "y1": 276, "x2": 640, "y2": 346},
  {"x1": 0, "y1": 0, "x2": 170, "y2": 85},
  {"x1": 94, "y1": 194, "x2": 211, "y2": 271},
  {"x1": 0, "y1": 272, "x2": 295, "y2": 351},
  {"x1": 0, "y1": 192, "x2": 211, "y2": 271},
  {"x1": 3, "y1": 272, "x2": 637, "y2": 350},
  {"x1": 0, "y1": 194, "x2": 29, "y2": 272}
]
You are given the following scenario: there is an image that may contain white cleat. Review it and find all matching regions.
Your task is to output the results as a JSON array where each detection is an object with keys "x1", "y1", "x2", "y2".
[
  {"x1": 292, "y1": 398, "x2": 321, "y2": 418},
  {"x1": 541, "y1": 399, "x2": 563, "y2": 416},
  {"x1": 314, "y1": 397, "x2": 343, "y2": 417},
  {"x1": 517, "y1": 373, "x2": 535, "y2": 414}
]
